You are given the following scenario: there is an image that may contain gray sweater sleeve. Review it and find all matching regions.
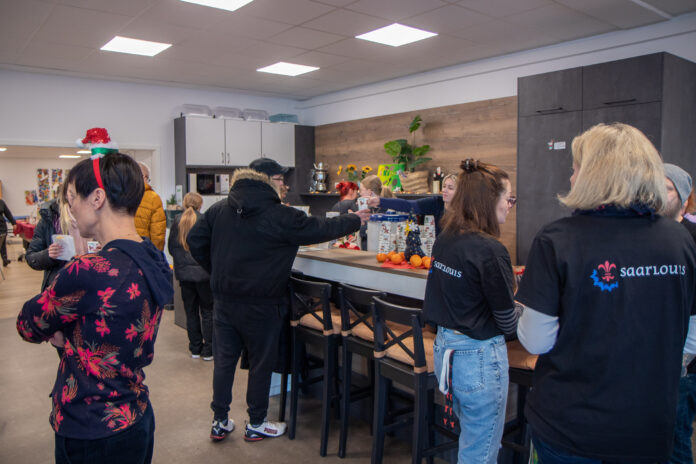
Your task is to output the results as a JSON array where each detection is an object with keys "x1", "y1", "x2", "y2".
[{"x1": 517, "y1": 304, "x2": 559, "y2": 354}]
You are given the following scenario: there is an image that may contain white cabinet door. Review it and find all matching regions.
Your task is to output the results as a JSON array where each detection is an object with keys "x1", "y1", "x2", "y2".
[
  {"x1": 200, "y1": 195, "x2": 226, "y2": 213},
  {"x1": 225, "y1": 120, "x2": 261, "y2": 166},
  {"x1": 185, "y1": 117, "x2": 226, "y2": 165},
  {"x1": 261, "y1": 122, "x2": 295, "y2": 167}
]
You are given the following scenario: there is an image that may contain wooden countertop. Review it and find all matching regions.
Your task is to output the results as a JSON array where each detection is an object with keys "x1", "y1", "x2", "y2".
[{"x1": 296, "y1": 248, "x2": 429, "y2": 279}]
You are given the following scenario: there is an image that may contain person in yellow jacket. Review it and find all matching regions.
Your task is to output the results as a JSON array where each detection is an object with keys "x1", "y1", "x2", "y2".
[{"x1": 134, "y1": 162, "x2": 166, "y2": 250}]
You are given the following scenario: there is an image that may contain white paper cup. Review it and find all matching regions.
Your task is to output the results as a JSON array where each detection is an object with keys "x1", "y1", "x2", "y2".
[
  {"x1": 87, "y1": 241, "x2": 100, "y2": 253},
  {"x1": 357, "y1": 197, "x2": 369, "y2": 211}
]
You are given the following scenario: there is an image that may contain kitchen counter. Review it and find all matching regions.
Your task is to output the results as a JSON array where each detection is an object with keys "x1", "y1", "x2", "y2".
[{"x1": 293, "y1": 248, "x2": 428, "y2": 300}]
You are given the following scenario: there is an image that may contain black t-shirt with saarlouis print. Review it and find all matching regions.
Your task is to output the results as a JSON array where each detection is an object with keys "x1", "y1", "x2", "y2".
[
  {"x1": 423, "y1": 231, "x2": 515, "y2": 340},
  {"x1": 516, "y1": 213, "x2": 696, "y2": 462}
]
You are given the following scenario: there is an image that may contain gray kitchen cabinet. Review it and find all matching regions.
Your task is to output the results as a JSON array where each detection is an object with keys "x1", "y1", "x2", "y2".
[{"x1": 261, "y1": 122, "x2": 295, "y2": 167}]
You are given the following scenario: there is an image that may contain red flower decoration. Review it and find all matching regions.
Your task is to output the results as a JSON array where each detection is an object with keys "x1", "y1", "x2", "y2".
[
  {"x1": 127, "y1": 283, "x2": 141, "y2": 300},
  {"x1": 81, "y1": 128, "x2": 111, "y2": 145}
]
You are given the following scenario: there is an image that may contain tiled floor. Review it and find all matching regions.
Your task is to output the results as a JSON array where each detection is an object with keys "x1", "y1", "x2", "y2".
[{"x1": 0, "y1": 248, "x2": 411, "y2": 463}]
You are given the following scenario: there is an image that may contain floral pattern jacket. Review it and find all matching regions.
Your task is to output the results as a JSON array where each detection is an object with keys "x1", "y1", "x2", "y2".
[{"x1": 17, "y1": 240, "x2": 172, "y2": 439}]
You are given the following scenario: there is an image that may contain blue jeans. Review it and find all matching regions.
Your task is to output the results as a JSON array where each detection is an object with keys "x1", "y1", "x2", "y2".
[
  {"x1": 532, "y1": 431, "x2": 640, "y2": 464},
  {"x1": 670, "y1": 373, "x2": 696, "y2": 463},
  {"x1": 55, "y1": 402, "x2": 154, "y2": 464},
  {"x1": 433, "y1": 327, "x2": 508, "y2": 464}
]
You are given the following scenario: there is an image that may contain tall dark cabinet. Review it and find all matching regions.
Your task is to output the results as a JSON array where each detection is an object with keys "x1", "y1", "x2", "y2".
[{"x1": 516, "y1": 52, "x2": 696, "y2": 264}]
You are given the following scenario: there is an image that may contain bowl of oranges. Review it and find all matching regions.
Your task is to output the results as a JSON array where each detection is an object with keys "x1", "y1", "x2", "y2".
[{"x1": 376, "y1": 251, "x2": 431, "y2": 270}]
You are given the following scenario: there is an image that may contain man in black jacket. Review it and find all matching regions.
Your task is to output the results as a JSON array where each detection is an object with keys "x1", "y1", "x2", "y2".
[
  {"x1": 188, "y1": 164, "x2": 369, "y2": 443},
  {"x1": 0, "y1": 198, "x2": 17, "y2": 266}
]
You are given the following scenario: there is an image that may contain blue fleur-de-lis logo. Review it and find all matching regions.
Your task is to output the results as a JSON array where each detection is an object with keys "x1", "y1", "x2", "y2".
[{"x1": 590, "y1": 260, "x2": 619, "y2": 292}]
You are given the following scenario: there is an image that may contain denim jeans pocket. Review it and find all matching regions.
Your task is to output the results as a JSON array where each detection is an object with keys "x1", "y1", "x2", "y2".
[{"x1": 452, "y1": 348, "x2": 485, "y2": 393}]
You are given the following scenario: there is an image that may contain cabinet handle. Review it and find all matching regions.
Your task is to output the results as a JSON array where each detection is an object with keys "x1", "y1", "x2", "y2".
[
  {"x1": 226, "y1": 153, "x2": 230, "y2": 164},
  {"x1": 603, "y1": 98, "x2": 637, "y2": 106},
  {"x1": 221, "y1": 152, "x2": 225, "y2": 164},
  {"x1": 535, "y1": 107, "x2": 564, "y2": 114}
]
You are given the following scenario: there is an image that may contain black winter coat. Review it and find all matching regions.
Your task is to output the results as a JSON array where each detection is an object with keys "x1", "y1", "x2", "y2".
[
  {"x1": 0, "y1": 199, "x2": 16, "y2": 234},
  {"x1": 26, "y1": 200, "x2": 65, "y2": 291},
  {"x1": 168, "y1": 212, "x2": 210, "y2": 283},
  {"x1": 187, "y1": 174, "x2": 362, "y2": 304}
]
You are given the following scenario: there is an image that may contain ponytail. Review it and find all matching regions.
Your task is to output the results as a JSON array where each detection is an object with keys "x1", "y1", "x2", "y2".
[{"x1": 178, "y1": 192, "x2": 203, "y2": 251}]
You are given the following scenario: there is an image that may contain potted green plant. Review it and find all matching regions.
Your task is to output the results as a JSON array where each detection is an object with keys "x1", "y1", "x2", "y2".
[{"x1": 384, "y1": 115, "x2": 432, "y2": 192}]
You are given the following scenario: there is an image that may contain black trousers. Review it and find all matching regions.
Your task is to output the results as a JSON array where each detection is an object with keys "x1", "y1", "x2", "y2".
[
  {"x1": 180, "y1": 280, "x2": 214, "y2": 357},
  {"x1": 55, "y1": 402, "x2": 155, "y2": 464},
  {"x1": 211, "y1": 299, "x2": 286, "y2": 424},
  {"x1": 1, "y1": 233, "x2": 8, "y2": 264}
]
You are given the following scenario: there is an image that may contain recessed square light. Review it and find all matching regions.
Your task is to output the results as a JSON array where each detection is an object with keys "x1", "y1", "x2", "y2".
[
  {"x1": 356, "y1": 23, "x2": 437, "y2": 47},
  {"x1": 179, "y1": 0, "x2": 254, "y2": 12},
  {"x1": 59, "y1": 154, "x2": 82, "y2": 159},
  {"x1": 101, "y1": 36, "x2": 172, "y2": 57},
  {"x1": 257, "y1": 62, "x2": 319, "y2": 77},
  {"x1": 77, "y1": 150, "x2": 91, "y2": 154},
  {"x1": 0, "y1": 147, "x2": 6, "y2": 152}
]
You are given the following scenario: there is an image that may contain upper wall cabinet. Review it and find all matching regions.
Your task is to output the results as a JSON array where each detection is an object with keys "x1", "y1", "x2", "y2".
[
  {"x1": 175, "y1": 117, "x2": 295, "y2": 167},
  {"x1": 582, "y1": 54, "x2": 663, "y2": 110},
  {"x1": 261, "y1": 122, "x2": 295, "y2": 167},
  {"x1": 184, "y1": 117, "x2": 226, "y2": 165},
  {"x1": 518, "y1": 68, "x2": 582, "y2": 117}
]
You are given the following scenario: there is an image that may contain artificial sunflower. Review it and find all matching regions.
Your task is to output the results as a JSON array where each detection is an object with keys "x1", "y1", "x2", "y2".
[
  {"x1": 336, "y1": 165, "x2": 343, "y2": 175},
  {"x1": 361, "y1": 165, "x2": 372, "y2": 180},
  {"x1": 346, "y1": 164, "x2": 357, "y2": 172}
]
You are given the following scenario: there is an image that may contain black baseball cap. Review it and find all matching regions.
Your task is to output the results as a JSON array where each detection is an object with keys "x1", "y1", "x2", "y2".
[{"x1": 249, "y1": 158, "x2": 289, "y2": 177}]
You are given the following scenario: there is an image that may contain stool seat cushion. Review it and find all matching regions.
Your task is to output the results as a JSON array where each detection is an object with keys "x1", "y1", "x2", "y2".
[
  {"x1": 384, "y1": 330, "x2": 436, "y2": 373},
  {"x1": 506, "y1": 340, "x2": 538, "y2": 370},
  {"x1": 298, "y1": 304, "x2": 342, "y2": 335}
]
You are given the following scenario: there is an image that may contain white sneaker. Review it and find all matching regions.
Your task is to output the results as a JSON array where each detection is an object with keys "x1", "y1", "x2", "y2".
[
  {"x1": 191, "y1": 354, "x2": 200, "y2": 359},
  {"x1": 203, "y1": 355, "x2": 213, "y2": 361},
  {"x1": 244, "y1": 420, "x2": 287, "y2": 441},
  {"x1": 210, "y1": 418, "x2": 235, "y2": 441}
]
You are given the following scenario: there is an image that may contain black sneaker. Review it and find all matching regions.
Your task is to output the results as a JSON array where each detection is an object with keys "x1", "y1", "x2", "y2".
[
  {"x1": 244, "y1": 420, "x2": 287, "y2": 442},
  {"x1": 210, "y1": 418, "x2": 235, "y2": 441}
]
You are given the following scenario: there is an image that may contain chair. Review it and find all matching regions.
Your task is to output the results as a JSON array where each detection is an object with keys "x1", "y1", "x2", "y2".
[
  {"x1": 502, "y1": 340, "x2": 538, "y2": 463},
  {"x1": 337, "y1": 283, "x2": 386, "y2": 458},
  {"x1": 371, "y1": 297, "x2": 457, "y2": 464},
  {"x1": 288, "y1": 276, "x2": 342, "y2": 456}
]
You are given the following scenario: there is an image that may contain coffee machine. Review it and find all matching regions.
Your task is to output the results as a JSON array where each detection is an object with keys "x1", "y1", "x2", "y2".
[{"x1": 310, "y1": 162, "x2": 329, "y2": 193}]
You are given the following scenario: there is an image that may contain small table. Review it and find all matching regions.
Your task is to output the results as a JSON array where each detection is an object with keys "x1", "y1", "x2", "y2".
[{"x1": 13, "y1": 220, "x2": 36, "y2": 242}]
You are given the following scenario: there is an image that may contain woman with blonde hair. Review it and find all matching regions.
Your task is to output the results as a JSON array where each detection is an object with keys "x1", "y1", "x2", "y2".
[
  {"x1": 168, "y1": 192, "x2": 213, "y2": 360},
  {"x1": 516, "y1": 123, "x2": 696, "y2": 462}
]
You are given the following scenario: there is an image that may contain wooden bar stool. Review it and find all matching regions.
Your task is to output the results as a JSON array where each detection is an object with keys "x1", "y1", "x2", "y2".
[
  {"x1": 288, "y1": 276, "x2": 342, "y2": 456},
  {"x1": 371, "y1": 297, "x2": 457, "y2": 464},
  {"x1": 337, "y1": 283, "x2": 386, "y2": 458}
]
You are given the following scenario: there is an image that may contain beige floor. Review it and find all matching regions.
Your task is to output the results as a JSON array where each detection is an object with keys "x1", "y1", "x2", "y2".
[{"x1": 0, "y1": 243, "x2": 410, "y2": 463}]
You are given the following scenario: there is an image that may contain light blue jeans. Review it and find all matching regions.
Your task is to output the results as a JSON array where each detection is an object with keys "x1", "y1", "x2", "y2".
[{"x1": 433, "y1": 327, "x2": 508, "y2": 464}]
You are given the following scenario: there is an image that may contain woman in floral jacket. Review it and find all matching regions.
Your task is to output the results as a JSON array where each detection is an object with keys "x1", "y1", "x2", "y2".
[{"x1": 17, "y1": 150, "x2": 173, "y2": 464}]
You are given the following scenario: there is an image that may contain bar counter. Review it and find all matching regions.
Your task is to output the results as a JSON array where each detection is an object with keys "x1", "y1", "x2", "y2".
[{"x1": 293, "y1": 248, "x2": 428, "y2": 300}]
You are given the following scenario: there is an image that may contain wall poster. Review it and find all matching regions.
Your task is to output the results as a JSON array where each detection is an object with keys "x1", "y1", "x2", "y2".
[{"x1": 37, "y1": 168, "x2": 49, "y2": 202}]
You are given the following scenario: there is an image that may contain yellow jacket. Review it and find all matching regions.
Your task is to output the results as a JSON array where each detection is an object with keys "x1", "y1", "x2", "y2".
[{"x1": 134, "y1": 185, "x2": 166, "y2": 250}]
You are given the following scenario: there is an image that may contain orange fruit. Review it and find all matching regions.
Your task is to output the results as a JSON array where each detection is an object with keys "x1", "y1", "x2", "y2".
[
  {"x1": 390, "y1": 253, "x2": 403, "y2": 264},
  {"x1": 376, "y1": 253, "x2": 387, "y2": 263},
  {"x1": 387, "y1": 250, "x2": 396, "y2": 258},
  {"x1": 409, "y1": 255, "x2": 422, "y2": 267},
  {"x1": 422, "y1": 257, "x2": 431, "y2": 269},
  {"x1": 399, "y1": 252, "x2": 405, "y2": 260}
]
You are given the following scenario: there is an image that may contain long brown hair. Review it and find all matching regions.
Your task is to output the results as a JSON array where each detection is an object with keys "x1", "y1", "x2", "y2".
[
  {"x1": 441, "y1": 159, "x2": 509, "y2": 237},
  {"x1": 361, "y1": 175, "x2": 394, "y2": 198},
  {"x1": 178, "y1": 192, "x2": 203, "y2": 251}
]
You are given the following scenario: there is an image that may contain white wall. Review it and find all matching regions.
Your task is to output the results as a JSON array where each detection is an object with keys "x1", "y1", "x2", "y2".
[
  {"x1": 0, "y1": 157, "x2": 80, "y2": 218},
  {"x1": 0, "y1": 73, "x2": 299, "y2": 200},
  {"x1": 299, "y1": 12, "x2": 696, "y2": 126}
]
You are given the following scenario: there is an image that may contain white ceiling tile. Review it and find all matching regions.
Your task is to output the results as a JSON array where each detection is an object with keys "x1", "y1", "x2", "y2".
[
  {"x1": 346, "y1": 0, "x2": 448, "y2": 21},
  {"x1": 0, "y1": 0, "x2": 54, "y2": 41},
  {"x1": 642, "y1": 0, "x2": 696, "y2": 16},
  {"x1": 31, "y1": 4, "x2": 133, "y2": 48},
  {"x1": 317, "y1": 38, "x2": 397, "y2": 60},
  {"x1": 310, "y1": 0, "x2": 359, "y2": 6},
  {"x1": 134, "y1": 0, "x2": 229, "y2": 30},
  {"x1": 118, "y1": 19, "x2": 202, "y2": 44},
  {"x1": 290, "y1": 50, "x2": 352, "y2": 67},
  {"x1": 402, "y1": 4, "x2": 492, "y2": 34},
  {"x1": 47, "y1": 0, "x2": 155, "y2": 17},
  {"x1": 504, "y1": 4, "x2": 617, "y2": 41},
  {"x1": 210, "y1": 52, "x2": 271, "y2": 69},
  {"x1": 240, "y1": 0, "x2": 336, "y2": 25},
  {"x1": 303, "y1": 9, "x2": 388, "y2": 36},
  {"x1": 554, "y1": 0, "x2": 665, "y2": 29},
  {"x1": 208, "y1": 14, "x2": 293, "y2": 40},
  {"x1": 240, "y1": 41, "x2": 308, "y2": 61},
  {"x1": 20, "y1": 40, "x2": 95, "y2": 62},
  {"x1": 266, "y1": 27, "x2": 345, "y2": 49},
  {"x1": 456, "y1": 0, "x2": 552, "y2": 18}
]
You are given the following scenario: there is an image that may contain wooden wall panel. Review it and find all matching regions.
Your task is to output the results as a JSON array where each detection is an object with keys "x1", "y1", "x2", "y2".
[{"x1": 315, "y1": 96, "x2": 519, "y2": 262}]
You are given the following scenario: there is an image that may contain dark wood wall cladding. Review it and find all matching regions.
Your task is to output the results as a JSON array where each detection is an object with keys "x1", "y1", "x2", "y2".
[{"x1": 315, "y1": 96, "x2": 519, "y2": 262}]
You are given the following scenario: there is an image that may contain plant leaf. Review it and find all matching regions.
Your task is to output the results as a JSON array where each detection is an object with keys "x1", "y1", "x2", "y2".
[
  {"x1": 412, "y1": 157, "x2": 432, "y2": 167},
  {"x1": 413, "y1": 145, "x2": 430, "y2": 157},
  {"x1": 408, "y1": 115, "x2": 422, "y2": 133},
  {"x1": 384, "y1": 140, "x2": 402, "y2": 157}
]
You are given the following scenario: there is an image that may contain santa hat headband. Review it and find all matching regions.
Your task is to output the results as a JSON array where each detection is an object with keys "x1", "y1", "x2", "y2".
[{"x1": 76, "y1": 127, "x2": 118, "y2": 190}]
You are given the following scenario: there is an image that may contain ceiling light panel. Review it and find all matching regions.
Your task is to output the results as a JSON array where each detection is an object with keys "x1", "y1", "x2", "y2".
[
  {"x1": 101, "y1": 36, "x2": 172, "y2": 56},
  {"x1": 257, "y1": 62, "x2": 319, "y2": 76},
  {"x1": 356, "y1": 23, "x2": 437, "y2": 47},
  {"x1": 59, "y1": 154, "x2": 82, "y2": 159},
  {"x1": 179, "y1": 0, "x2": 255, "y2": 12}
]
